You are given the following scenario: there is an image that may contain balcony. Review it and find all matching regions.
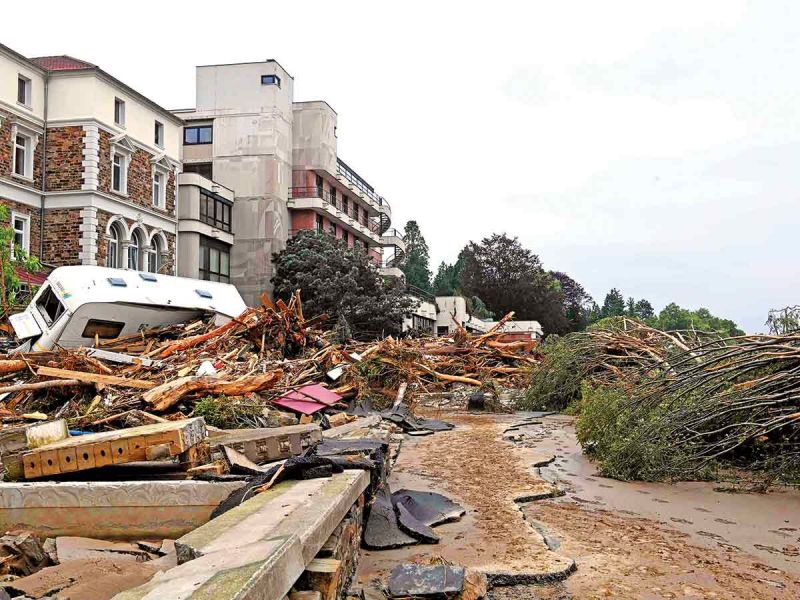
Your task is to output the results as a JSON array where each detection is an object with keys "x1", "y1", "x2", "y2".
[
  {"x1": 335, "y1": 159, "x2": 392, "y2": 221},
  {"x1": 288, "y1": 187, "x2": 383, "y2": 243}
]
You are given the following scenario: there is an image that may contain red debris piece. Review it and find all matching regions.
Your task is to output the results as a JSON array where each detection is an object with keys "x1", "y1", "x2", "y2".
[{"x1": 273, "y1": 384, "x2": 342, "y2": 415}]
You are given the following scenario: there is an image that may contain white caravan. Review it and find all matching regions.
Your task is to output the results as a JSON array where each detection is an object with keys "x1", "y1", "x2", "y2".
[{"x1": 9, "y1": 266, "x2": 248, "y2": 352}]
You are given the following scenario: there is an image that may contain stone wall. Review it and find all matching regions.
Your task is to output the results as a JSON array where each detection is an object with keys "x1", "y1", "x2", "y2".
[
  {"x1": 45, "y1": 127, "x2": 84, "y2": 191},
  {"x1": 41, "y1": 208, "x2": 81, "y2": 266},
  {"x1": 294, "y1": 493, "x2": 365, "y2": 599}
]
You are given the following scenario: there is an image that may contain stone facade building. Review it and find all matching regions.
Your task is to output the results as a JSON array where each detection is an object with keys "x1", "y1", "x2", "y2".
[{"x1": 0, "y1": 44, "x2": 181, "y2": 274}]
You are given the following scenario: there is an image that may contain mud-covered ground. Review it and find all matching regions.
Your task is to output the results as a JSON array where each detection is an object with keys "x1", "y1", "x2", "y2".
[{"x1": 356, "y1": 411, "x2": 800, "y2": 599}]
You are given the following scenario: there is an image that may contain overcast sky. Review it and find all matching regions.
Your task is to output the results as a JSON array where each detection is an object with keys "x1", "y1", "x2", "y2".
[{"x1": 9, "y1": 1, "x2": 799, "y2": 332}]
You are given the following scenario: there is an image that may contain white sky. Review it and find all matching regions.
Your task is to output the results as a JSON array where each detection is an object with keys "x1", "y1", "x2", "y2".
[{"x1": 8, "y1": 0, "x2": 799, "y2": 332}]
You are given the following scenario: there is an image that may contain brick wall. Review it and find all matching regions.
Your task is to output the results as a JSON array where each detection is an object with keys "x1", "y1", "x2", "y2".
[
  {"x1": 95, "y1": 210, "x2": 110, "y2": 267},
  {"x1": 0, "y1": 110, "x2": 11, "y2": 179},
  {"x1": 0, "y1": 198, "x2": 42, "y2": 261},
  {"x1": 41, "y1": 209, "x2": 81, "y2": 266},
  {"x1": 46, "y1": 127, "x2": 84, "y2": 191},
  {"x1": 98, "y1": 130, "x2": 175, "y2": 217}
]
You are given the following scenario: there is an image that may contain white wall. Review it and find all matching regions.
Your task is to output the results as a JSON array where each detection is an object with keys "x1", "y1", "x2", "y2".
[
  {"x1": 47, "y1": 73, "x2": 181, "y2": 159},
  {"x1": 0, "y1": 50, "x2": 45, "y2": 121},
  {"x1": 293, "y1": 101, "x2": 337, "y2": 173}
]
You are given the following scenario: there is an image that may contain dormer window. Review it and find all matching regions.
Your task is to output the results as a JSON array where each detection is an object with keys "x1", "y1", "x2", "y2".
[
  {"x1": 260, "y1": 74, "x2": 281, "y2": 87},
  {"x1": 17, "y1": 76, "x2": 31, "y2": 107},
  {"x1": 154, "y1": 121, "x2": 164, "y2": 147},
  {"x1": 114, "y1": 98, "x2": 126, "y2": 126}
]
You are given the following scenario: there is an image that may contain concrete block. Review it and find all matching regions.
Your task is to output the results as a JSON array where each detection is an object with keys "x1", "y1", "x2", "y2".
[
  {"x1": 0, "y1": 480, "x2": 244, "y2": 539},
  {"x1": 176, "y1": 470, "x2": 369, "y2": 566},
  {"x1": 112, "y1": 534, "x2": 304, "y2": 600}
]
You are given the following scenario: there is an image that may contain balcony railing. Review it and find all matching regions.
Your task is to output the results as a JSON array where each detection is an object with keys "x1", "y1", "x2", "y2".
[
  {"x1": 289, "y1": 187, "x2": 381, "y2": 233},
  {"x1": 336, "y1": 159, "x2": 392, "y2": 212}
]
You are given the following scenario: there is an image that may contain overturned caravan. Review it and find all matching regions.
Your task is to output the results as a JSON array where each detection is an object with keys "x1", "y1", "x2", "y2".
[{"x1": 8, "y1": 266, "x2": 248, "y2": 352}]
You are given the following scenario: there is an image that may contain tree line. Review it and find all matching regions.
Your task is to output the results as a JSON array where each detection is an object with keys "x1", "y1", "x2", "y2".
[
  {"x1": 269, "y1": 220, "x2": 744, "y2": 338},
  {"x1": 400, "y1": 220, "x2": 744, "y2": 337}
]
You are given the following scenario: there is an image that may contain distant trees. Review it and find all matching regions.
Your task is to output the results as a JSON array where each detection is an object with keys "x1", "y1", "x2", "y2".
[
  {"x1": 458, "y1": 234, "x2": 570, "y2": 334},
  {"x1": 766, "y1": 306, "x2": 800, "y2": 335},
  {"x1": 271, "y1": 231, "x2": 417, "y2": 337},
  {"x1": 400, "y1": 220, "x2": 432, "y2": 292},
  {"x1": 652, "y1": 303, "x2": 744, "y2": 336},
  {"x1": 432, "y1": 253, "x2": 465, "y2": 296},
  {"x1": 550, "y1": 271, "x2": 594, "y2": 331}
]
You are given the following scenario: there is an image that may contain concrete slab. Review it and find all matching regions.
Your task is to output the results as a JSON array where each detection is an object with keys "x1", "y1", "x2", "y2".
[
  {"x1": 119, "y1": 471, "x2": 369, "y2": 600},
  {"x1": 323, "y1": 416, "x2": 381, "y2": 439},
  {"x1": 0, "y1": 480, "x2": 244, "y2": 539},
  {"x1": 111, "y1": 535, "x2": 304, "y2": 600},
  {"x1": 176, "y1": 470, "x2": 369, "y2": 565}
]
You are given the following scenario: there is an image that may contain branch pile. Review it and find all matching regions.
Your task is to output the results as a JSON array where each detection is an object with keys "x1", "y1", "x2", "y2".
[{"x1": 0, "y1": 295, "x2": 540, "y2": 431}]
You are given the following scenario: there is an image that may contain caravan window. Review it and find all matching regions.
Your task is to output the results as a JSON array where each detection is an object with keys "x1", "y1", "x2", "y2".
[
  {"x1": 82, "y1": 319, "x2": 125, "y2": 339},
  {"x1": 36, "y1": 286, "x2": 66, "y2": 326}
]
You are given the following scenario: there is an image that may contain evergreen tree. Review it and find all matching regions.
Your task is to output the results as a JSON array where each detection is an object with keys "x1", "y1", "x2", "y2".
[
  {"x1": 600, "y1": 288, "x2": 626, "y2": 318},
  {"x1": 400, "y1": 220, "x2": 432, "y2": 292},
  {"x1": 550, "y1": 271, "x2": 593, "y2": 331},
  {"x1": 272, "y1": 231, "x2": 417, "y2": 337}
]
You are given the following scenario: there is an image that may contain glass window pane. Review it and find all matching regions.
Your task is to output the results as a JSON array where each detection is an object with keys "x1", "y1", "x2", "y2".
[
  {"x1": 210, "y1": 248, "x2": 220, "y2": 273},
  {"x1": 220, "y1": 251, "x2": 230, "y2": 276},
  {"x1": 184, "y1": 128, "x2": 199, "y2": 144},
  {"x1": 199, "y1": 127, "x2": 212, "y2": 143}
]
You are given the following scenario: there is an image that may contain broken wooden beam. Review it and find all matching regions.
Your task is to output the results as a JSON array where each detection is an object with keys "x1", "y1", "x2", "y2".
[{"x1": 36, "y1": 366, "x2": 156, "y2": 390}]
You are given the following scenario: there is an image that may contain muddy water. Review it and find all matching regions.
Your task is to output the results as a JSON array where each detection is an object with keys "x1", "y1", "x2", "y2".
[{"x1": 515, "y1": 413, "x2": 800, "y2": 575}]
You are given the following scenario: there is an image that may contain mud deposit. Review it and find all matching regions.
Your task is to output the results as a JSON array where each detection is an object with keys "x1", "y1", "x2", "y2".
[{"x1": 356, "y1": 411, "x2": 800, "y2": 599}]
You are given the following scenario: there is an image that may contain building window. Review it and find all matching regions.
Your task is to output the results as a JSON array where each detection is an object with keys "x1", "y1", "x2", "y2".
[
  {"x1": 315, "y1": 214, "x2": 323, "y2": 232},
  {"x1": 128, "y1": 229, "x2": 145, "y2": 270},
  {"x1": 199, "y1": 191, "x2": 232, "y2": 233},
  {"x1": 260, "y1": 74, "x2": 281, "y2": 87},
  {"x1": 330, "y1": 187, "x2": 336, "y2": 207},
  {"x1": 183, "y1": 162, "x2": 213, "y2": 179},
  {"x1": 149, "y1": 236, "x2": 164, "y2": 273},
  {"x1": 10, "y1": 212, "x2": 30, "y2": 259},
  {"x1": 106, "y1": 222, "x2": 124, "y2": 268},
  {"x1": 329, "y1": 223, "x2": 336, "y2": 236},
  {"x1": 343, "y1": 230, "x2": 349, "y2": 245},
  {"x1": 152, "y1": 172, "x2": 165, "y2": 208},
  {"x1": 154, "y1": 121, "x2": 164, "y2": 147},
  {"x1": 342, "y1": 196, "x2": 349, "y2": 217},
  {"x1": 114, "y1": 98, "x2": 126, "y2": 126},
  {"x1": 112, "y1": 153, "x2": 127, "y2": 194},
  {"x1": 13, "y1": 134, "x2": 31, "y2": 178},
  {"x1": 17, "y1": 76, "x2": 31, "y2": 106},
  {"x1": 315, "y1": 174, "x2": 324, "y2": 197},
  {"x1": 199, "y1": 236, "x2": 230, "y2": 283},
  {"x1": 184, "y1": 126, "x2": 212, "y2": 145}
]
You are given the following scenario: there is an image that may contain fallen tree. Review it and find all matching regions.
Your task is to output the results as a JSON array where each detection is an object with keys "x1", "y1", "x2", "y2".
[{"x1": 523, "y1": 317, "x2": 800, "y2": 485}]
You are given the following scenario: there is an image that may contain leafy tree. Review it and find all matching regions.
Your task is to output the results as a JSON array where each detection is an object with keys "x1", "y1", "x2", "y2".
[
  {"x1": 653, "y1": 302, "x2": 744, "y2": 336},
  {"x1": 0, "y1": 205, "x2": 40, "y2": 315},
  {"x1": 550, "y1": 271, "x2": 593, "y2": 331},
  {"x1": 272, "y1": 231, "x2": 417, "y2": 337},
  {"x1": 400, "y1": 220, "x2": 432, "y2": 292},
  {"x1": 466, "y1": 295, "x2": 494, "y2": 320},
  {"x1": 600, "y1": 288, "x2": 626, "y2": 319},
  {"x1": 458, "y1": 233, "x2": 570, "y2": 334}
]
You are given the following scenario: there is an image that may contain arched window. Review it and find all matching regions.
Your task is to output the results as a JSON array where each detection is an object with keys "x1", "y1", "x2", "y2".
[
  {"x1": 149, "y1": 235, "x2": 164, "y2": 273},
  {"x1": 106, "y1": 222, "x2": 124, "y2": 268},
  {"x1": 128, "y1": 229, "x2": 144, "y2": 270}
]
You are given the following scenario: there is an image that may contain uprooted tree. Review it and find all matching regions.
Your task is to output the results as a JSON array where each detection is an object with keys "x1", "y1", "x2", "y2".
[
  {"x1": 523, "y1": 317, "x2": 800, "y2": 486},
  {"x1": 271, "y1": 231, "x2": 418, "y2": 338}
]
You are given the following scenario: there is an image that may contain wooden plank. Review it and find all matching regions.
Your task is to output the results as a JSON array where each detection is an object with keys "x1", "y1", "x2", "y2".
[
  {"x1": 36, "y1": 366, "x2": 156, "y2": 390},
  {"x1": 21, "y1": 419, "x2": 207, "y2": 479}
]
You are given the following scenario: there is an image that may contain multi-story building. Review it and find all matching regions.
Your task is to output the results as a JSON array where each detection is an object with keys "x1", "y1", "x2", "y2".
[
  {"x1": 173, "y1": 60, "x2": 406, "y2": 305},
  {"x1": 0, "y1": 44, "x2": 181, "y2": 274}
]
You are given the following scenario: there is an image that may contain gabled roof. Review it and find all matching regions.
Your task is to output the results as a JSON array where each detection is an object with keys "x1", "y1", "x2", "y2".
[
  {"x1": 31, "y1": 55, "x2": 96, "y2": 71},
  {"x1": 109, "y1": 133, "x2": 138, "y2": 154}
]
